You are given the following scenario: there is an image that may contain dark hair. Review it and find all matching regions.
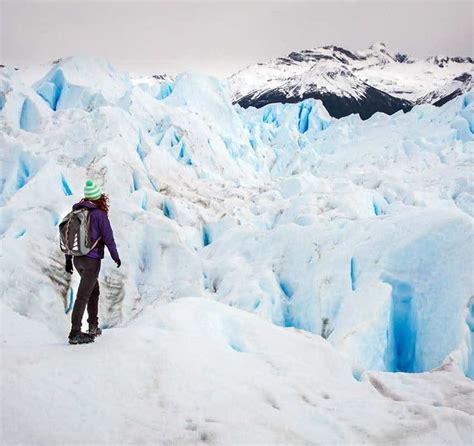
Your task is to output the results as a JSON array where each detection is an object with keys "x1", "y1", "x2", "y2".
[{"x1": 81, "y1": 193, "x2": 110, "y2": 214}]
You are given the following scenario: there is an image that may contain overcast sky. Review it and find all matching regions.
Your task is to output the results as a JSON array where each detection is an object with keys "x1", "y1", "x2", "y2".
[{"x1": 1, "y1": 0, "x2": 472, "y2": 78}]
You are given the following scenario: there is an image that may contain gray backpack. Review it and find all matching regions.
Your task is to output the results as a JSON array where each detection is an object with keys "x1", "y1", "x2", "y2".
[{"x1": 59, "y1": 208, "x2": 101, "y2": 256}]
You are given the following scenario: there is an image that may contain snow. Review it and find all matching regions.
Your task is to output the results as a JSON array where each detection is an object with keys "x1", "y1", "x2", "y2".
[
  {"x1": 230, "y1": 43, "x2": 473, "y2": 105},
  {"x1": 2, "y1": 299, "x2": 473, "y2": 445},
  {"x1": 1, "y1": 57, "x2": 473, "y2": 444}
]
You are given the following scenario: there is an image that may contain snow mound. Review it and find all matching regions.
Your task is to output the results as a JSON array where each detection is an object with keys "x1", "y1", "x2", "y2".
[{"x1": 2, "y1": 298, "x2": 473, "y2": 445}]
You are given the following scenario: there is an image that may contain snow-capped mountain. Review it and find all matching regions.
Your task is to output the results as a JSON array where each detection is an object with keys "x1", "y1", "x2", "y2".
[
  {"x1": 229, "y1": 43, "x2": 473, "y2": 119},
  {"x1": 1, "y1": 57, "x2": 474, "y2": 444},
  {"x1": 418, "y1": 72, "x2": 473, "y2": 106}
]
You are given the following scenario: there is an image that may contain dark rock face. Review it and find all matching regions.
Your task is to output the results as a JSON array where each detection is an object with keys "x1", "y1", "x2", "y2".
[
  {"x1": 454, "y1": 73, "x2": 472, "y2": 83},
  {"x1": 432, "y1": 90, "x2": 464, "y2": 107},
  {"x1": 237, "y1": 87, "x2": 413, "y2": 120}
]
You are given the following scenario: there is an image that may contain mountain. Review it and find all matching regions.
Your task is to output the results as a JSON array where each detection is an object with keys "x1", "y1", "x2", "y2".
[
  {"x1": 229, "y1": 43, "x2": 473, "y2": 119},
  {"x1": 417, "y1": 72, "x2": 474, "y2": 106}
]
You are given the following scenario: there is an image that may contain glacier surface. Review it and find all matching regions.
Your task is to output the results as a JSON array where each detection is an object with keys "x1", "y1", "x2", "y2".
[{"x1": 1, "y1": 57, "x2": 473, "y2": 444}]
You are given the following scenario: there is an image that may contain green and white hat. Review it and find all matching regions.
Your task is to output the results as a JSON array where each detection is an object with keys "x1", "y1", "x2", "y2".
[{"x1": 84, "y1": 180, "x2": 102, "y2": 200}]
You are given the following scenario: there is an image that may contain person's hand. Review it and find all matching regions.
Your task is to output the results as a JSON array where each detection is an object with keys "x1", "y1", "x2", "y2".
[
  {"x1": 116, "y1": 259, "x2": 121, "y2": 268},
  {"x1": 65, "y1": 258, "x2": 73, "y2": 274}
]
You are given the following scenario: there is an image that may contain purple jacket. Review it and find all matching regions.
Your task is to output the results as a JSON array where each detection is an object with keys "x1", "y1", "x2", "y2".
[{"x1": 65, "y1": 201, "x2": 120, "y2": 263}]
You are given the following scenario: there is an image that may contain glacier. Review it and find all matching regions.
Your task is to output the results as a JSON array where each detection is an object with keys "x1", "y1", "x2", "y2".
[{"x1": 1, "y1": 57, "x2": 473, "y2": 444}]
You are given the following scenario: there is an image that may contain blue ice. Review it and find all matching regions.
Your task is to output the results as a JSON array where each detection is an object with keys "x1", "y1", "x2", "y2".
[
  {"x1": 14, "y1": 229, "x2": 26, "y2": 239},
  {"x1": 467, "y1": 297, "x2": 474, "y2": 378},
  {"x1": 139, "y1": 241, "x2": 152, "y2": 273},
  {"x1": 298, "y1": 102, "x2": 312, "y2": 134},
  {"x1": 65, "y1": 288, "x2": 74, "y2": 314},
  {"x1": 136, "y1": 143, "x2": 145, "y2": 161},
  {"x1": 61, "y1": 174, "x2": 73, "y2": 196},
  {"x1": 229, "y1": 342, "x2": 244, "y2": 352},
  {"x1": 163, "y1": 198, "x2": 175, "y2": 219},
  {"x1": 282, "y1": 304, "x2": 296, "y2": 328},
  {"x1": 279, "y1": 279, "x2": 294, "y2": 299},
  {"x1": 132, "y1": 172, "x2": 140, "y2": 191},
  {"x1": 202, "y1": 225, "x2": 211, "y2": 246},
  {"x1": 171, "y1": 130, "x2": 181, "y2": 147},
  {"x1": 157, "y1": 82, "x2": 174, "y2": 100},
  {"x1": 155, "y1": 132, "x2": 165, "y2": 146},
  {"x1": 19, "y1": 98, "x2": 41, "y2": 132},
  {"x1": 16, "y1": 156, "x2": 30, "y2": 190},
  {"x1": 350, "y1": 257, "x2": 357, "y2": 291},
  {"x1": 249, "y1": 137, "x2": 257, "y2": 150},
  {"x1": 262, "y1": 107, "x2": 279, "y2": 126},
  {"x1": 141, "y1": 191, "x2": 148, "y2": 211},
  {"x1": 383, "y1": 277, "x2": 418, "y2": 373},
  {"x1": 372, "y1": 200, "x2": 381, "y2": 216},
  {"x1": 36, "y1": 69, "x2": 64, "y2": 110}
]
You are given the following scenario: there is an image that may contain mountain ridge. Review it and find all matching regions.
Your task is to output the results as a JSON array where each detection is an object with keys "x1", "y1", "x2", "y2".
[{"x1": 229, "y1": 42, "x2": 473, "y2": 119}]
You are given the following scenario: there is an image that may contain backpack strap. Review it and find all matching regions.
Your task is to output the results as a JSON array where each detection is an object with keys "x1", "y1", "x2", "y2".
[
  {"x1": 84, "y1": 208, "x2": 102, "y2": 252},
  {"x1": 89, "y1": 236, "x2": 102, "y2": 250}
]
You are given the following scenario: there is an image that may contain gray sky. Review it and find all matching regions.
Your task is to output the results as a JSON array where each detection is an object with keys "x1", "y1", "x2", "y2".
[{"x1": 1, "y1": 0, "x2": 472, "y2": 78}]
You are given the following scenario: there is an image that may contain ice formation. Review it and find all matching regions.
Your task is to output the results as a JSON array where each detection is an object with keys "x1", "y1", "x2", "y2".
[{"x1": 1, "y1": 57, "x2": 473, "y2": 444}]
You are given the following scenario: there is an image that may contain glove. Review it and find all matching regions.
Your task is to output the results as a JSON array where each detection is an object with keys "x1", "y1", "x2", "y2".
[
  {"x1": 116, "y1": 259, "x2": 121, "y2": 268},
  {"x1": 65, "y1": 258, "x2": 73, "y2": 274}
]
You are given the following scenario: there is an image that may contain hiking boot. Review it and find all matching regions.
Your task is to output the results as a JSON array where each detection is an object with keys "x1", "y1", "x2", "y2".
[
  {"x1": 88, "y1": 325, "x2": 102, "y2": 337},
  {"x1": 69, "y1": 332, "x2": 95, "y2": 345}
]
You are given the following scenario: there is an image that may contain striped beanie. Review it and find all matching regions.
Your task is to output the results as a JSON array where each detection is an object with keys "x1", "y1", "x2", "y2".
[{"x1": 84, "y1": 180, "x2": 102, "y2": 200}]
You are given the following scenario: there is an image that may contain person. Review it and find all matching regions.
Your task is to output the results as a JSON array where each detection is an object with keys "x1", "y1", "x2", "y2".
[{"x1": 65, "y1": 180, "x2": 121, "y2": 345}]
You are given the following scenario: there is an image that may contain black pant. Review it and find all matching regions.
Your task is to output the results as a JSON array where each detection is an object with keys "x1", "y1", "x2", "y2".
[{"x1": 69, "y1": 256, "x2": 101, "y2": 337}]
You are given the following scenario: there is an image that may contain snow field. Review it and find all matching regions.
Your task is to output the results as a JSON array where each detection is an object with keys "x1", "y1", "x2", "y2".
[{"x1": 1, "y1": 299, "x2": 473, "y2": 445}]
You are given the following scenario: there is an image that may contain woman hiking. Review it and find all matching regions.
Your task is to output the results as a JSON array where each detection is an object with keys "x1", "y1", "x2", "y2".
[{"x1": 65, "y1": 180, "x2": 121, "y2": 345}]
